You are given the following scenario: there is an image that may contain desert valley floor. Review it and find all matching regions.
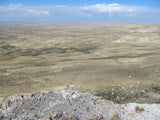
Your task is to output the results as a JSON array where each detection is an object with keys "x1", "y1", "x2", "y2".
[{"x1": 0, "y1": 23, "x2": 160, "y2": 103}]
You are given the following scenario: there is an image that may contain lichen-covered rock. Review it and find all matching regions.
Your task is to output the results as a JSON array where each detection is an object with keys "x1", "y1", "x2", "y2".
[{"x1": 0, "y1": 90, "x2": 160, "y2": 120}]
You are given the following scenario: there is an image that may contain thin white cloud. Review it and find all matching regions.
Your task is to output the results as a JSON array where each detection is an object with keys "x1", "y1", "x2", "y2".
[
  {"x1": 82, "y1": 3, "x2": 147, "y2": 16},
  {"x1": 25, "y1": 10, "x2": 49, "y2": 16},
  {"x1": 0, "y1": 4, "x2": 50, "y2": 16}
]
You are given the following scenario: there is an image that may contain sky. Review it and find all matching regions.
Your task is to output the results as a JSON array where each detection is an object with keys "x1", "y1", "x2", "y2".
[{"x1": 0, "y1": 0, "x2": 160, "y2": 22}]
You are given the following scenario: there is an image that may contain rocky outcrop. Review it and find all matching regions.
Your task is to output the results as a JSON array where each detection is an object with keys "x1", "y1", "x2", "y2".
[{"x1": 0, "y1": 90, "x2": 160, "y2": 120}]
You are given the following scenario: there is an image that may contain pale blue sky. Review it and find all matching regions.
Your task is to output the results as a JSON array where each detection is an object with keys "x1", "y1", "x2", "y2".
[{"x1": 0, "y1": 0, "x2": 160, "y2": 22}]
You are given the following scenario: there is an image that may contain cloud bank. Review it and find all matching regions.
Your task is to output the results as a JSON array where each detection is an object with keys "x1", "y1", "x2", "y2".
[
  {"x1": 82, "y1": 3, "x2": 147, "y2": 16},
  {"x1": 0, "y1": 3, "x2": 159, "y2": 22},
  {"x1": 0, "y1": 4, "x2": 50, "y2": 16}
]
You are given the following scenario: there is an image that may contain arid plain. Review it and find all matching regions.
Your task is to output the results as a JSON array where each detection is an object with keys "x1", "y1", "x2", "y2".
[{"x1": 0, "y1": 23, "x2": 160, "y2": 103}]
